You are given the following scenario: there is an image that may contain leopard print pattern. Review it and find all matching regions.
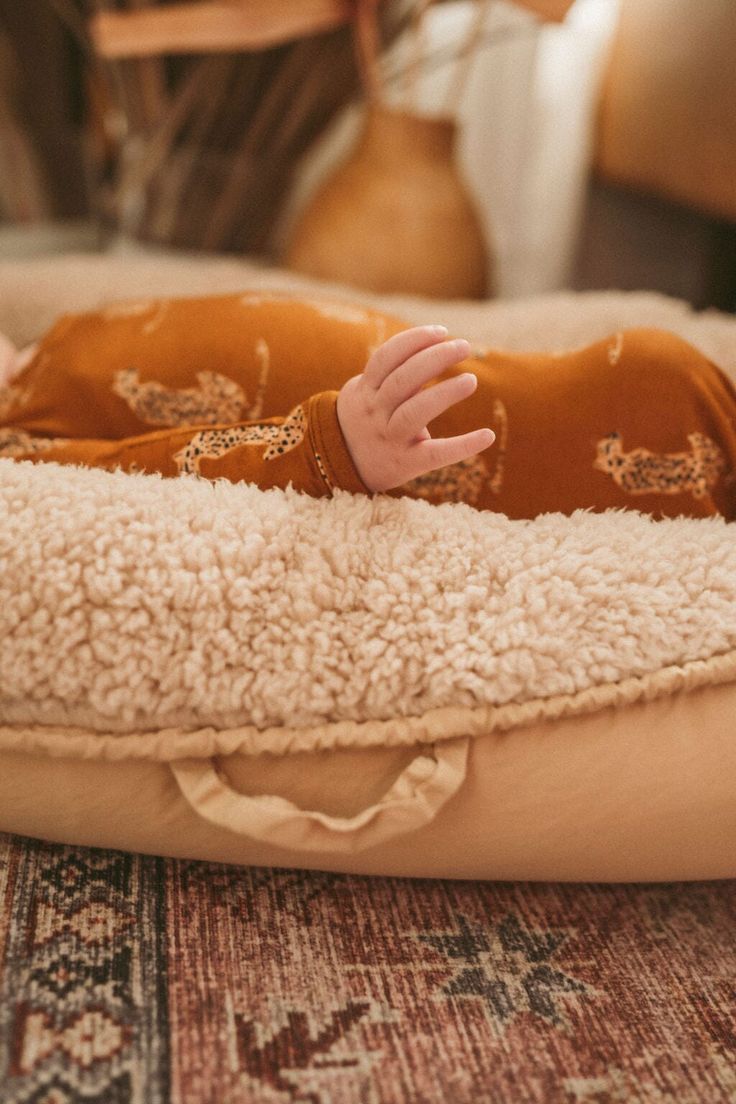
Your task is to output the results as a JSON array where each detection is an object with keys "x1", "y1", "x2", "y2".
[
  {"x1": 312, "y1": 450, "x2": 334, "y2": 492},
  {"x1": 399, "y1": 397, "x2": 508, "y2": 505},
  {"x1": 486, "y1": 398, "x2": 508, "y2": 495},
  {"x1": 112, "y1": 368, "x2": 247, "y2": 427},
  {"x1": 593, "y1": 431, "x2": 727, "y2": 499},
  {"x1": 0, "y1": 428, "x2": 71, "y2": 458},
  {"x1": 400, "y1": 455, "x2": 489, "y2": 505},
  {"x1": 171, "y1": 404, "x2": 307, "y2": 476},
  {"x1": 0, "y1": 382, "x2": 32, "y2": 422}
]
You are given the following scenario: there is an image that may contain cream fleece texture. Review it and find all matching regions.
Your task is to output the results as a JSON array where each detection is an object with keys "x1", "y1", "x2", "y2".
[
  {"x1": 2, "y1": 256, "x2": 736, "y2": 765},
  {"x1": 1, "y1": 456, "x2": 735, "y2": 762},
  {"x1": 2, "y1": 256, "x2": 736, "y2": 384}
]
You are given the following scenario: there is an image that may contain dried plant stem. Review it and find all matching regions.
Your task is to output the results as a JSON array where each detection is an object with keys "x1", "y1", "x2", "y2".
[
  {"x1": 200, "y1": 40, "x2": 317, "y2": 250},
  {"x1": 126, "y1": 0, "x2": 169, "y2": 129},
  {"x1": 240, "y1": 58, "x2": 345, "y2": 252},
  {"x1": 44, "y1": 0, "x2": 93, "y2": 54},
  {"x1": 87, "y1": 1, "x2": 446, "y2": 253},
  {"x1": 117, "y1": 56, "x2": 214, "y2": 210},
  {"x1": 165, "y1": 59, "x2": 243, "y2": 242},
  {"x1": 0, "y1": 32, "x2": 52, "y2": 219}
]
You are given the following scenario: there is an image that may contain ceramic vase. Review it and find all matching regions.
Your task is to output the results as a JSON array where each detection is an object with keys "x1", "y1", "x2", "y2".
[{"x1": 283, "y1": 101, "x2": 493, "y2": 299}]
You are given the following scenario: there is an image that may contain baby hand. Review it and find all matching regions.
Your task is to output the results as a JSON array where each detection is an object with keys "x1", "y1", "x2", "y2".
[{"x1": 336, "y1": 325, "x2": 495, "y2": 493}]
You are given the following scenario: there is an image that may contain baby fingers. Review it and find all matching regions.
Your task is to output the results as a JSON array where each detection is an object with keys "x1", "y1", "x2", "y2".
[
  {"x1": 378, "y1": 338, "x2": 475, "y2": 419},
  {"x1": 410, "y1": 428, "x2": 496, "y2": 476},
  {"x1": 363, "y1": 325, "x2": 451, "y2": 389},
  {"x1": 387, "y1": 372, "x2": 482, "y2": 442}
]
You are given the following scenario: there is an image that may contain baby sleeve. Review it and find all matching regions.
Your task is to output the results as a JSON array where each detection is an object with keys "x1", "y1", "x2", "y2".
[{"x1": 1, "y1": 391, "x2": 374, "y2": 499}]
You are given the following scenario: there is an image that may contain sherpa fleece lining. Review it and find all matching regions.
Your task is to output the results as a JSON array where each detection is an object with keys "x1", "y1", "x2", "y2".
[{"x1": 1, "y1": 457, "x2": 735, "y2": 763}]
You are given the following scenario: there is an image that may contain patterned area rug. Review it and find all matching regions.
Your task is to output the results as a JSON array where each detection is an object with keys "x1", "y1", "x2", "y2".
[{"x1": 1, "y1": 832, "x2": 734, "y2": 1103}]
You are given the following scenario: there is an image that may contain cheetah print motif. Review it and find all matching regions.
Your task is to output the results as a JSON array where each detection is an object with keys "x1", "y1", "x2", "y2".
[
  {"x1": 486, "y1": 398, "x2": 508, "y2": 495},
  {"x1": 400, "y1": 397, "x2": 509, "y2": 504},
  {"x1": 593, "y1": 431, "x2": 727, "y2": 499},
  {"x1": 172, "y1": 404, "x2": 307, "y2": 476},
  {"x1": 112, "y1": 368, "x2": 248, "y2": 427},
  {"x1": 313, "y1": 450, "x2": 334, "y2": 492},
  {"x1": 0, "y1": 382, "x2": 32, "y2": 422},
  {"x1": 607, "y1": 332, "x2": 624, "y2": 365},
  {"x1": 102, "y1": 299, "x2": 156, "y2": 320},
  {"x1": 401, "y1": 455, "x2": 489, "y2": 505},
  {"x1": 0, "y1": 428, "x2": 72, "y2": 458}
]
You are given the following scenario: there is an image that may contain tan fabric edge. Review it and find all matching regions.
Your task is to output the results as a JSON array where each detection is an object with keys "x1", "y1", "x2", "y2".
[{"x1": 1, "y1": 646, "x2": 734, "y2": 764}]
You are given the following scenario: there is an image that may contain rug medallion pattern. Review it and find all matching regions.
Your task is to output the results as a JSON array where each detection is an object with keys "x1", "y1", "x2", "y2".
[{"x1": 1, "y1": 833, "x2": 734, "y2": 1103}]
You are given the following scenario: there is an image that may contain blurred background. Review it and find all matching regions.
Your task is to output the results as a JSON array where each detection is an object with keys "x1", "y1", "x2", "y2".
[{"x1": 0, "y1": 0, "x2": 734, "y2": 311}]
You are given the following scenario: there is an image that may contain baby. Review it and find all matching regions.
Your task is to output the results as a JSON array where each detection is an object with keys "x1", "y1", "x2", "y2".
[
  {"x1": 3, "y1": 291, "x2": 735, "y2": 522},
  {"x1": 0, "y1": 322, "x2": 495, "y2": 494}
]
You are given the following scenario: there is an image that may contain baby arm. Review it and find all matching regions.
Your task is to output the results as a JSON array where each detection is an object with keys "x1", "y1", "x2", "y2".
[
  {"x1": 2, "y1": 320, "x2": 494, "y2": 501},
  {"x1": 336, "y1": 325, "x2": 495, "y2": 493}
]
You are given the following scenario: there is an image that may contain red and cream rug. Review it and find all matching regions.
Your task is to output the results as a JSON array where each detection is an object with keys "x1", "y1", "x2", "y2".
[{"x1": 1, "y1": 831, "x2": 734, "y2": 1103}]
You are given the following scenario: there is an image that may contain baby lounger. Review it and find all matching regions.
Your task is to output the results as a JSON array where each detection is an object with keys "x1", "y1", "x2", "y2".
[
  {"x1": 1, "y1": 452, "x2": 736, "y2": 882},
  {"x1": 1, "y1": 259, "x2": 736, "y2": 882}
]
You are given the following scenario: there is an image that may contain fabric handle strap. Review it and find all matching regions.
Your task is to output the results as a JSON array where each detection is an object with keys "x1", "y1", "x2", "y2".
[{"x1": 169, "y1": 737, "x2": 470, "y2": 854}]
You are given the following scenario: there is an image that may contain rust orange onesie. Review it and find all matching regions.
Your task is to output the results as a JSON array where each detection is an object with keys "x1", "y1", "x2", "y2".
[{"x1": 1, "y1": 290, "x2": 735, "y2": 522}]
